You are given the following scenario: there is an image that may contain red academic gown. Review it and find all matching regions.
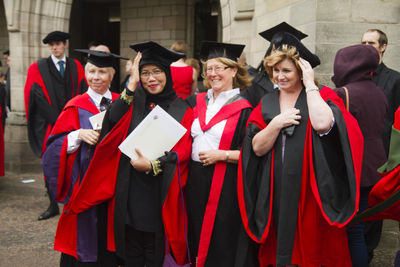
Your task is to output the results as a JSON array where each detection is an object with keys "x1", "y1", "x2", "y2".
[
  {"x1": 42, "y1": 92, "x2": 119, "y2": 262},
  {"x1": 238, "y1": 87, "x2": 364, "y2": 267},
  {"x1": 24, "y1": 57, "x2": 87, "y2": 157},
  {"x1": 64, "y1": 91, "x2": 193, "y2": 266},
  {"x1": 359, "y1": 106, "x2": 400, "y2": 222},
  {"x1": 185, "y1": 92, "x2": 256, "y2": 267}
]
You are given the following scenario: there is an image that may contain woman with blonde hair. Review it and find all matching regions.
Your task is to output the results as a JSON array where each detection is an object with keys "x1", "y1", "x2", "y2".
[
  {"x1": 238, "y1": 37, "x2": 364, "y2": 266},
  {"x1": 185, "y1": 41, "x2": 256, "y2": 267}
]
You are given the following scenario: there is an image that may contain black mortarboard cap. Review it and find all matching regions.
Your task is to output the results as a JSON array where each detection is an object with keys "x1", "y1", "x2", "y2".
[
  {"x1": 259, "y1": 22, "x2": 308, "y2": 42},
  {"x1": 75, "y1": 49, "x2": 128, "y2": 68},
  {"x1": 260, "y1": 22, "x2": 320, "y2": 68},
  {"x1": 200, "y1": 41, "x2": 245, "y2": 61},
  {"x1": 129, "y1": 41, "x2": 184, "y2": 70},
  {"x1": 42, "y1": 31, "x2": 71, "y2": 44}
]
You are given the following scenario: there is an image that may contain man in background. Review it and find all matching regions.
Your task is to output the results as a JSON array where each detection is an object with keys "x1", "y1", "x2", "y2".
[
  {"x1": 361, "y1": 28, "x2": 400, "y2": 263},
  {"x1": 24, "y1": 30, "x2": 87, "y2": 220}
]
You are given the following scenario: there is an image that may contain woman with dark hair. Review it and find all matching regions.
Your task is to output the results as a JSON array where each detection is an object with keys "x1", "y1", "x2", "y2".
[
  {"x1": 170, "y1": 41, "x2": 198, "y2": 99},
  {"x1": 238, "y1": 40, "x2": 364, "y2": 266},
  {"x1": 64, "y1": 41, "x2": 193, "y2": 267},
  {"x1": 185, "y1": 41, "x2": 256, "y2": 267}
]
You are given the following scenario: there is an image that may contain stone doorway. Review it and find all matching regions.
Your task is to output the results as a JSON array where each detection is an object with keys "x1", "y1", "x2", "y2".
[{"x1": 69, "y1": 0, "x2": 121, "y2": 91}]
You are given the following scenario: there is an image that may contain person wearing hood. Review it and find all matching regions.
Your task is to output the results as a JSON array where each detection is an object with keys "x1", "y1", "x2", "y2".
[
  {"x1": 62, "y1": 41, "x2": 193, "y2": 267},
  {"x1": 238, "y1": 38, "x2": 364, "y2": 265},
  {"x1": 332, "y1": 44, "x2": 388, "y2": 267}
]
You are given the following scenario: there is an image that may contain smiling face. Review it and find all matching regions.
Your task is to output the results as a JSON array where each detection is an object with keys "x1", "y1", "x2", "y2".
[
  {"x1": 48, "y1": 41, "x2": 67, "y2": 59},
  {"x1": 205, "y1": 58, "x2": 237, "y2": 93},
  {"x1": 140, "y1": 64, "x2": 167, "y2": 95},
  {"x1": 272, "y1": 58, "x2": 302, "y2": 92},
  {"x1": 85, "y1": 63, "x2": 114, "y2": 95}
]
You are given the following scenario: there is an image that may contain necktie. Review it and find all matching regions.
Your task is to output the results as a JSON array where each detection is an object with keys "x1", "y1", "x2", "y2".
[
  {"x1": 58, "y1": 61, "x2": 65, "y2": 77},
  {"x1": 99, "y1": 97, "x2": 111, "y2": 112}
]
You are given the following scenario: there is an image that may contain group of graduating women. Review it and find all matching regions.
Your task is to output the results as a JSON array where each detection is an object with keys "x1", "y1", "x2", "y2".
[{"x1": 41, "y1": 21, "x2": 397, "y2": 267}]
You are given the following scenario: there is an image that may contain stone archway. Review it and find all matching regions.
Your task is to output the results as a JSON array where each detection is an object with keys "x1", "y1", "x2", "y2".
[
  {"x1": 2, "y1": 0, "x2": 73, "y2": 172},
  {"x1": 3, "y1": 0, "x2": 73, "y2": 114}
]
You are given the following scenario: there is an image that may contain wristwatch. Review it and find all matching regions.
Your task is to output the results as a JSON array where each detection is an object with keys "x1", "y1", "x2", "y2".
[{"x1": 305, "y1": 85, "x2": 319, "y2": 93}]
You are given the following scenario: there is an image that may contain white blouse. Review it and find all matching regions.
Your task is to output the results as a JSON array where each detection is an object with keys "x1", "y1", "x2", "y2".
[{"x1": 191, "y1": 88, "x2": 240, "y2": 162}]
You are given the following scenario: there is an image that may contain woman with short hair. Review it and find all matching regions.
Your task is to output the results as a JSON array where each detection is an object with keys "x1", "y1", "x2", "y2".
[
  {"x1": 43, "y1": 49, "x2": 125, "y2": 267},
  {"x1": 238, "y1": 40, "x2": 364, "y2": 266}
]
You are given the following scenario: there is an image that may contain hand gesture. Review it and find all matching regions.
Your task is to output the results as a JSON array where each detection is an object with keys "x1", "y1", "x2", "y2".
[
  {"x1": 198, "y1": 150, "x2": 223, "y2": 166},
  {"x1": 127, "y1": 52, "x2": 142, "y2": 92},
  {"x1": 78, "y1": 129, "x2": 100, "y2": 146},
  {"x1": 130, "y1": 148, "x2": 152, "y2": 172},
  {"x1": 273, "y1": 108, "x2": 301, "y2": 129},
  {"x1": 298, "y1": 57, "x2": 315, "y2": 88}
]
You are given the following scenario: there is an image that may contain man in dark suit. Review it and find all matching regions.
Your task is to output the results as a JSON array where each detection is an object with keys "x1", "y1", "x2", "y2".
[
  {"x1": 24, "y1": 31, "x2": 87, "y2": 220},
  {"x1": 361, "y1": 28, "x2": 400, "y2": 262},
  {"x1": 362, "y1": 29, "x2": 400, "y2": 155}
]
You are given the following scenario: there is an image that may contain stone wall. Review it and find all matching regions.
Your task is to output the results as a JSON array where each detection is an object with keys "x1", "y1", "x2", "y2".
[
  {"x1": 2, "y1": 0, "x2": 73, "y2": 172},
  {"x1": 119, "y1": 0, "x2": 195, "y2": 78},
  {"x1": 246, "y1": 0, "x2": 400, "y2": 87}
]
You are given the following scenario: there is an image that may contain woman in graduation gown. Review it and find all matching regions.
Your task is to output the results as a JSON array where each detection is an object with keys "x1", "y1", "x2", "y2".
[
  {"x1": 237, "y1": 40, "x2": 364, "y2": 266},
  {"x1": 42, "y1": 50, "x2": 124, "y2": 266},
  {"x1": 64, "y1": 41, "x2": 193, "y2": 267},
  {"x1": 185, "y1": 41, "x2": 256, "y2": 267}
]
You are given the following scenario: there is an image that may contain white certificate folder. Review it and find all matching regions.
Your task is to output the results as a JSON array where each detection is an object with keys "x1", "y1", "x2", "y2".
[
  {"x1": 89, "y1": 111, "x2": 107, "y2": 130},
  {"x1": 118, "y1": 105, "x2": 187, "y2": 160}
]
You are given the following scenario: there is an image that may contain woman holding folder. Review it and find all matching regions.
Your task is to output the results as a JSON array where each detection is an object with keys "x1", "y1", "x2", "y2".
[
  {"x1": 64, "y1": 41, "x2": 193, "y2": 267},
  {"x1": 185, "y1": 41, "x2": 256, "y2": 267}
]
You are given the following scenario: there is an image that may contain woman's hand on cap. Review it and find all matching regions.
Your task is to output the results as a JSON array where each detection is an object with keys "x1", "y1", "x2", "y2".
[
  {"x1": 298, "y1": 57, "x2": 315, "y2": 88},
  {"x1": 127, "y1": 52, "x2": 142, "y2": 92}
]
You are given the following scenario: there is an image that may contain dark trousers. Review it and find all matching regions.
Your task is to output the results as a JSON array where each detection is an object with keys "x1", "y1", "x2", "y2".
[
  {"x1": 364, "y1": 217, "x2": 383, "y2": 262},
  {"x1": 347, "y1": 187, "x2": 370, "y2": 267},
  {"x1": 125, "y1": 225, "x2": 155, "y2": 267},
  {"x1": 60, "y1": 253, "x2": 98, "y2": 267}
]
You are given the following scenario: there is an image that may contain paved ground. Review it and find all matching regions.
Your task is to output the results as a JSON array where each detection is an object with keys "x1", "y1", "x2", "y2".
[{"x1": 0, "y1": 171, "x2": 399, "y2": 266}]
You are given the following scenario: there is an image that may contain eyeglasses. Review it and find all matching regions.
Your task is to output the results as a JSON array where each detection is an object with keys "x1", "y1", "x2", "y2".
[
  {"x1": 140, "y1": 69, "x2": 164, "y2": 78},
  {"x1": 206, "y1": 66, "x2": 230, "y2": 74}
]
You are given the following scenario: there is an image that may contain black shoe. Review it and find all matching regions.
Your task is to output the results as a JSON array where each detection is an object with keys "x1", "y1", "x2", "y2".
[{"x1": 38, "y1": 205, "x2": 59, "y2": 220}]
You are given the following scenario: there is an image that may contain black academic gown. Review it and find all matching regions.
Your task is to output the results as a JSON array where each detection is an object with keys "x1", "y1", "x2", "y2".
[
  {"x1": 24, "y1": 56, "x2": 87, "y2": 157},
  {"x1": 185, "y1": 94, "x2": 258, "y2": 267},
  {"x1": 241, "y1": 71, "x2": 275, "y2": 107},
  {"x1": 98, "y1": 87, "x2": 192, "y2": 266}
]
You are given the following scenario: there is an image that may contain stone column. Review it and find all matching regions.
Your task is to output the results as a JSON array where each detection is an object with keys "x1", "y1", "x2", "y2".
[{"x1": 3, "y1": 0, "x2": 72, "y2": 173}]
